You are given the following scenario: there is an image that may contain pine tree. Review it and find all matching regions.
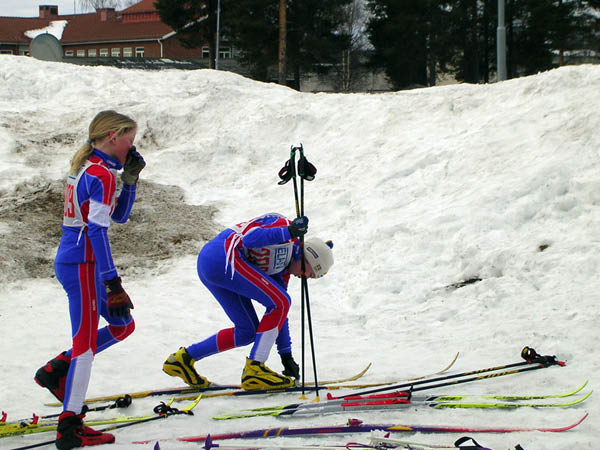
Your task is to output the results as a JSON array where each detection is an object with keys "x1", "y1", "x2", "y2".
[
  {"x1": 224, "y1": 0, "x2": 352, "y2": 89},
  {"x1": 154, "y1": 0, "x2": 220, "y2": 69},
  {"x1": 366, "y1": 0, "x2": 453, "y2": 89}
]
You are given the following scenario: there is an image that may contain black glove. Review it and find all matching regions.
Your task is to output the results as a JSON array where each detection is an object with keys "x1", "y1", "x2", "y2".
[
  {"x1": 298, "y1": 155, "x2": 316, "y2": 181},
  {"x1": 121, "y1": 146, "x2": 146, "y2": 185},
  {"x1": 280, "y1": 353, "x2": 300, "y2": 379},
  {"x1": 105, "y1": 277, "x2": 134, "y2": 319},
  {"x1": 288, "y1": 216, "x2": 309, "y2": 239}
]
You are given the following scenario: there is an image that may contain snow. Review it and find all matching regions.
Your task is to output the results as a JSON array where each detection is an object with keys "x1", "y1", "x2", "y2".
[
  {"x1": 24, "y1": 20, "x2": 68, "y2": 40},
  {"x1": 0, "y1": 55, "x2": 599, "y2": 450}
]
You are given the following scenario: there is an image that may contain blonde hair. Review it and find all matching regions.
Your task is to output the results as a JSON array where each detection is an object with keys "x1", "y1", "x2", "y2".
[{"x1": 70, "y1": 110, "x2": 137, "y2": 175}]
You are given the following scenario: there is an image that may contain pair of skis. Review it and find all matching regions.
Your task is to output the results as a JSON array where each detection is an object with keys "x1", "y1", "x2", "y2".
[
  {"x1": 41, "y1": 361, "x2": 379, "y2": 407},
  {"x1": 42, "y1": 353, "x2": 459, "y2": 407},
  {"x1": 0, "y1": 395, "x2": 201, "y2": 442},
  {"x1": 133, "y1": 414, "x2": 589, "y2": 445},
  {"x1": 212, "y1": 381, "x2": 591, "y2": 420}
]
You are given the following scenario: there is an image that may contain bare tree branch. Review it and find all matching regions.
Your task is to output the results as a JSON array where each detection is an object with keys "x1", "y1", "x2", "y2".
[{"x1": 78, "y1": 0, "x2": 126, "y2": 13}]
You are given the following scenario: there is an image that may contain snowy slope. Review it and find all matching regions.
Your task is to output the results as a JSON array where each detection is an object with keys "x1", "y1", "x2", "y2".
[{"x1": 0, "y1": 56, "x2": 599, "y2": 449}]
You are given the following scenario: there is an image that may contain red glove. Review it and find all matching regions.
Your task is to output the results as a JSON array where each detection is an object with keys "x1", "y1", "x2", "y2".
[{"x1": 104, "y1": 277, "x2": 134, "y2": 319}]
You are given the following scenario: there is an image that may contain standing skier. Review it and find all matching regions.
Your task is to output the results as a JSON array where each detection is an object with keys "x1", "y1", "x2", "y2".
[
  {"x1": 34, "y1": 110, "x2": 145, "y2": 450},
  {"x1": 163, "y1": 212, "x2": 333, "y2": 390}
]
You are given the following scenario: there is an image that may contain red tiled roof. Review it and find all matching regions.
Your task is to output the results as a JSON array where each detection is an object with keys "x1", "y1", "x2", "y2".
[
  {"x1": 0, "y1": 17, "x2": 50, "y2": 43},
  {"x1": 61, "y1": 14, "x2": 172, "y2": 43},
  {"x1": 0, "y1": 1, "x2": 174, "y2": 45},
  {"x1": 121, "y1": 0, "x2": 158, "y2": 14}
]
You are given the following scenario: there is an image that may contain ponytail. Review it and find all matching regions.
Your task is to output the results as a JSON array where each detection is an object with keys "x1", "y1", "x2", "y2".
[
  {"x1": 69, "y1": 110, "x2": 137, "y2": 175},
  {"x1": 69, "y1": 142, "x2": 95, "y2": 175}
]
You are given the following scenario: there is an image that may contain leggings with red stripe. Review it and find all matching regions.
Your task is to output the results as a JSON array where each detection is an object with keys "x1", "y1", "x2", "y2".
[
  {"x1": 187, "y1": 231, "x2": 292, "y2": 363},
  {"x1": 55, "y1": 262, "x2": 135, "y2": 414}
]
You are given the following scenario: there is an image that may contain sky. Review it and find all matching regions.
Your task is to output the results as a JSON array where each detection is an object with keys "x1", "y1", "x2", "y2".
[
  {"x1": 0, "y1": 1, "x2": 79, "y2": 17},
  {"x1": 0, "y1": 55, "x2": 599, "y2": 450}
]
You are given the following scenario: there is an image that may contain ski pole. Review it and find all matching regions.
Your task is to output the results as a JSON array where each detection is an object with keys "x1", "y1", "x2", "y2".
[
  {"x1": 278, "y1": 144, "x2": 320, "y2": 398},
  {"x1": 296, "y1": 145, "x2": 320, "y2": 399},
  {"x1": 327, "y1": 347, "x2": 565, "y2": 400}
]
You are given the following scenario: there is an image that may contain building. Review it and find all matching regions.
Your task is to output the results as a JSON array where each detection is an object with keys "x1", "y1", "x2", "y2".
[{"x1": 0, "y1": 0, "x2": 230, "y2": 63}]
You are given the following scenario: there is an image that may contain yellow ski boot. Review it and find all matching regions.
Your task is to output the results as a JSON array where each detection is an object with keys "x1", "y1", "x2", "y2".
[
  {"x1": 241, "y1": 357, "x2": 295, "y2": 390},
  {"x1": 162, "y1": 347, "x2": 211, "y2": 387}
]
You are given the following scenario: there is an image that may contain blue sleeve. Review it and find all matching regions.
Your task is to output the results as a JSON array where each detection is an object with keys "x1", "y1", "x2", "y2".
[
  {"x1": 88, "y1": 223, "x2": 118, "y2": 281},
  {"x1": 242, "y1": 226, "x2": 292, "y2": 248},
  {"x1": 85, "y1": 173, "x2": 118, "y2": 281},
  {"x1": 111, "y1": 183, "x2": 136, "y2": 223}
]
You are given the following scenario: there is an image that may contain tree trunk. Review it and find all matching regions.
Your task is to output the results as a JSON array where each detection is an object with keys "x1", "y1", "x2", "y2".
[{"x1": 278, "y1": 0, "x2": 287, "y2": 85}]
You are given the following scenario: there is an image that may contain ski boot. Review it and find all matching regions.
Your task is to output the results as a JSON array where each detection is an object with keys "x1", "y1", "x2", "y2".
[
  {"x1": 241, "y1": 357, "x2": 295, "y2": 390},
  {"x1": 162, "y1": 347, "x2": 210, "y2": 387},
  {"x1": 55, "y1": 411, "x2": 115, "y2": 449},
  {"x1": 34, "y1": 351, "x2": 71, "y2": 402}
]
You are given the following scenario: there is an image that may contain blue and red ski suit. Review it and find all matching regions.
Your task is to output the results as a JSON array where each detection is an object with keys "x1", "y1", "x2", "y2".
[
  {"x1": 54, "y1": 149, "x2": 136, "y2": 413},
  {"x1": 187, "y1": 213, "x2": 300, "y2": 363}
]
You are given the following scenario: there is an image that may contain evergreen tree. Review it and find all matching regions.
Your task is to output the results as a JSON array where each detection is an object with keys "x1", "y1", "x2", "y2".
[
  {"x1": 366, "y1": 0, "x2": 452, "y2": 89},
  {"x1": 224, "y1": 0, "x2": 352, "y2": 89},
  {"x1": 154, "y1": 0, "x2": 220, "y2": 69}
]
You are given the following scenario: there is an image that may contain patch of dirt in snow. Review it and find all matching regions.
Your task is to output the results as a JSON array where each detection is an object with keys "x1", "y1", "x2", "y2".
[{"x1": 0, "y1": 177, "x2": 219, "y2": 283}]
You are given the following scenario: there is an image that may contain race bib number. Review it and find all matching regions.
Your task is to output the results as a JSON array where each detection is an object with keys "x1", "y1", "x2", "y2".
[
  {"x1": 64, "y1": 184, "x2": 75, "y2": 218},
  {"x1": 248, "y1": 242, "x2": 293, "y2": 275}
]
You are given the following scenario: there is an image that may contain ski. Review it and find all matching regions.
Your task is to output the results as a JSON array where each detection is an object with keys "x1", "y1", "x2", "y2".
[
  {"x1": 174, "y1": 353, "x2": 462, "y2": 402},
  {"x1": 7, "y1": 396, "x2": 202, "y2": 450},
  {"x1": 295, "y1": 353, "x2": 460, "y2": 392},
  {"x1": 44, "y1": 364, "x2": 373, "y2": 407},
  {"x1": 0, "y1": 395, "x2": 201, "y2": 439},
  {"x1": 427, "y1": 390, "x2": 592, "y2": 409},
  {"x1": 1, "y1": 396, "x2": 132, "y2": 428},
  {"x1": 326, "y1": 347, "x2": 565, "y2": 401},
  {"x1": 368, "y1": 435, "x2": 486, "y2": 450},
  {"x1": 201, "y1": 434, "x2": 466, "y2": 450},
  {"x1": 133, "y1": 414, "x2": 589, "y2": 445},
  {"x1": 212, "y1": 389, "x2": 592, "y2": 420}
]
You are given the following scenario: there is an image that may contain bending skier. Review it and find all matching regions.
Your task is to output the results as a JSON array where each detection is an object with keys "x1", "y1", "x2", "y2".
[
  {"x1": 163, "y1": 212, "x2": 333, "y2": 390},
  {"x1": 34, "y1": 110, "x2": 145, "y2": 450}
]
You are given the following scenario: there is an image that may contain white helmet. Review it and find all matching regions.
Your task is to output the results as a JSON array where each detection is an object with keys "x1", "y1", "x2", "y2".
[{"x1": 303, "y1": 238, "x2": 334, "y2": 278}]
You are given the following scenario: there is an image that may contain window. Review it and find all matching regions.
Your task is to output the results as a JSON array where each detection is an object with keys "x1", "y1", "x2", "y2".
[
  {"x1": 219, "y1": 47, "x2": 231, "y2": 59},
  {"x1": 88, "y1": 49, "x2": 96, "y2": 57},
  {"x1": 202, "y1": 47, "x2": 209, "y2": 58},
  {"x1": 111, "y1": 48, "x2": 121, "y2": 57},
  {"x1": 0, "y1": 50, "x2": 13, "y2": 54},
  {"x1": 123, "y1": 47, "x2": 132, "y2": 57},
  {"x1": 64, "y1": 50, "x2": 74, "y2": 57},
  {"x1": 99, "y1": 48, "x2": 108, "y2": 57},
  {"x1": 135, "y1": 47, "x2": 144, "y2": 57},
  {"x1": 77, "y1": 50, "x2": 85, "y2": 57}
]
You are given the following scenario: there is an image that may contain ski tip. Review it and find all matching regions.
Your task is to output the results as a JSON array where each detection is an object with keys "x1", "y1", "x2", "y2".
[
  {"x1": 575, "y1": 412, "x2": 589, "y2": 426},
  {"x1": 554, "y1": 412, "x2": 589, "y2": 431}
]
